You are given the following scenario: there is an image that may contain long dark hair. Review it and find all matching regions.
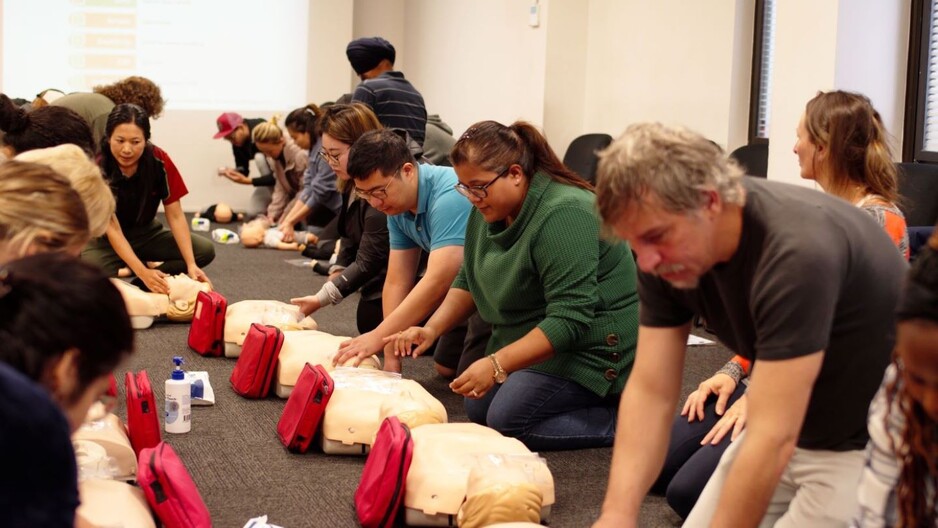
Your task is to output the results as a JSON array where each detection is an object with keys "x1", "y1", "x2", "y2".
[
  {"x1": 0, "y1": 253, "x2": 133, "y2": 402},
  {"x1": 0, "y1": 94, "x2": 95, "y2": 156},
  {"x1": 889, "y1": 227, "x2": 938, "y2": 527},
  {"x1": 285, "y1": 103, "x2": 323, "y2": 138},
  {"x1": 450, "y1": 120, "x2": 592, "y2": 192}
]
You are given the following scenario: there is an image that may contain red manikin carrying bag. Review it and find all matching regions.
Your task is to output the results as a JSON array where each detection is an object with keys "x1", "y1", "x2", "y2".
[
  {"x1": 187, "y1": 291, "x2": 227, "y2": 357},
  {"x1": 230, "y1": 323, "x2": 284, "y2": 398},
  {"x1": 125, "y1": 370, "x2": 161, "y2": 456},
  {"x1": 355, "y1": 416, "x2": 414, "y2": 528},
  {"x1": 137, "y1": 441, "x2": 211, "y2": 528},
  {"x1": 277, "y1": 363, "x2": 334, "y2": 453}
]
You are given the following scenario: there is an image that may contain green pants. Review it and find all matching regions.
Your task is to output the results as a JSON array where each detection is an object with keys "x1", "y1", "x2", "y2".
[{"x1": 82, "y1": 220, "x2": 215, "y2": 277}]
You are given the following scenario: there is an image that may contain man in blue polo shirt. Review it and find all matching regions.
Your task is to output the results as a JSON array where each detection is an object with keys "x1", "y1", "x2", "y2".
[{"x1": 334, "y1": 128, "x2": 479, "y2": 375}]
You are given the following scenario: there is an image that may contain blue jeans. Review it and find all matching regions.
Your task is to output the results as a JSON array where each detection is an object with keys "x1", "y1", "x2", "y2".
[
  {"x1": 464, "y1": 369, "x2": 618, "y2": 451},
  {"x1": 651, "y1": 383, "x2": 746, "y2": 518}
]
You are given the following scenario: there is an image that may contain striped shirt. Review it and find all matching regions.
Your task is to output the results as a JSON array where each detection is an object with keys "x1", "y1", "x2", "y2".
[
  {"x1": 352, "y1": 71, "x2": 427, "y2": 146},
  {"x1": 853, "y1": 364, "x2": 937, "y2": 526}
]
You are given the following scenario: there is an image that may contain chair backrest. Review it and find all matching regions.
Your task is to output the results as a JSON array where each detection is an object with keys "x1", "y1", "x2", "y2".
[
  {"x1": 896, "y1": 162, "x2": 938, "y2": 227},
  {"x1": 563, "y1": 133, "x2": 613, "y2": 184},
  {"x1": 728, "y1": 143, "x2": 769, "y2": 178}
]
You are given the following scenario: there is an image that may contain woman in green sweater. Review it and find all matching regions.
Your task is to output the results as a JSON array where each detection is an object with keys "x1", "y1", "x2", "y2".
[{"x1": 388, "y1": 120, "x2": 639, "y2": 450}]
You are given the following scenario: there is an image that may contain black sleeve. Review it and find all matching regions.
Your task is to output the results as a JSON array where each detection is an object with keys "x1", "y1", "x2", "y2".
[
  {"x1": 233, "y1": 145, "x2": 251, "y2": 176},
  {"x1": 637, "y1": 271, "x2": 695, "y2": 327},
  {"x1": 251, "y1": 175, "x2": 275, "y2": 187},
  {"x1": 333, "y1": 206, "x2": 389, "y2": 297}
]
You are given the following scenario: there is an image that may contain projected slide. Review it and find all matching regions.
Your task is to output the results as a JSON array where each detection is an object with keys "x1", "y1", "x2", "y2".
[{"x1": 2, "y1": 0, "x2": 308, "y2": 110}]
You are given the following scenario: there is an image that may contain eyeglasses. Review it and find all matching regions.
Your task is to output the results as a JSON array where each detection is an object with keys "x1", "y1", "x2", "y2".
[
  {"x1": 318, "y1": 147, "x2": 348, "y2": 166},
  {"x1": 354, "y1": 170, "x2": 400, "y2": 201},
  {"x1": 454, "y1": 167, "x2": 511, "y2": 200}
]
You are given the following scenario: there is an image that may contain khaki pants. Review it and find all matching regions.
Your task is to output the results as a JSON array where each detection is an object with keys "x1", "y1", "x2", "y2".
[{"x1": 684, "y1": 432, "x2": 865, "y2": 527}]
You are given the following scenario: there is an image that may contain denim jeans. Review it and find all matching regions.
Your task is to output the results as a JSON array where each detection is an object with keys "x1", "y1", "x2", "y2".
[{"x1": 464, "y1": 369, "x2": 618, "y2": 451}]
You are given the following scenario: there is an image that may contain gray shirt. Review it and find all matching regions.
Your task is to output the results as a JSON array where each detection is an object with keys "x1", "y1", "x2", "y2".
[{"x1": 639, "y1": 177, "x2": 907, "y2": 450}]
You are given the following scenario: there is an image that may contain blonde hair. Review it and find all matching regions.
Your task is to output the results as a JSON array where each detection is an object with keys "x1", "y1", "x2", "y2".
[
  {"x1": 252, "y1": 115, "x2": 284, "y2": 144},
  {"x1": 15, "y1": 144, "x2": 114, "y2": 237},
  {"x1": 595, "y1": 122, "x2": 745, "y2": 224},
  {"x1": 0, "y1": 161, "x2": 89, "y2": 260}
]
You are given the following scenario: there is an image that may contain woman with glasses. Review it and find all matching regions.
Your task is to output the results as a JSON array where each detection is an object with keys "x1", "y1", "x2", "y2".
[
  {"x1": 291, "y1": 103, "x2": 390, "y2": 334},
  {"x1": 0, "y1": 253, "x2": 134, "y2": 526},
  {"x1": 250, "y1": 116, "x2": 309, "y2": 226},
  {"x1": 388, "y1": 120, "x2": 640, "y2": 451},
  {"x1": 277, "y1": 104, "x2": 342, "y2": 244}
]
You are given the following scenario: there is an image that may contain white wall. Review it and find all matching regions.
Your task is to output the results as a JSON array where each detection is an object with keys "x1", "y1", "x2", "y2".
[
  {"x1": 834, "y1": 0, "x2": 910, "y2": 154},
  {"x1": 766, "y1": 0, "x2": 909, "y2": 185},
  {"x1": 151, "y1": 0, "x2": 354, "y2": 212},
  {"x1": 581, "y1": 0, "x2": 751, "y2": 151},
  {"x1": 402, "y1": 0, "x2": 549, "y2": 139}
]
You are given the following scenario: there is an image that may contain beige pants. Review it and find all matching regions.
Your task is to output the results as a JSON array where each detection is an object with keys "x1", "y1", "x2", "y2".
[{"x1": 684, "y1": 433, "x2": 865, "y2": 527}]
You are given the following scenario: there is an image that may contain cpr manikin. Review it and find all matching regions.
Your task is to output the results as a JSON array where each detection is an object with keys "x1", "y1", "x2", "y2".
[
  {"x1": 321, "y1": 368, "x2": 447, "y2": 455},
  {"x1": 224, "y1": 300, "x2": 319, "y2": 357},
  {"x1": 403, "y1": 423, "x2": 554, "y2": 527},
  {"x1": 275, "y1": 330, "x2": 381, "y2": 398},
  {"x1": 111, "y1": 274, "x2": 212, "y2": 329}
]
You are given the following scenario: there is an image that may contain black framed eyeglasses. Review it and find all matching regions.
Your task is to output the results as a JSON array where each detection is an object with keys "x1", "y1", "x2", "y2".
[
  {"x1": 318, "y1": 147, "x2": 347, "y2": 166},
  {"x1": 454, "y1": 167, "x2": 510, "y2": 200},
  {"x1": 354, "y1": 169, "x2": 400, "y2": 201}
]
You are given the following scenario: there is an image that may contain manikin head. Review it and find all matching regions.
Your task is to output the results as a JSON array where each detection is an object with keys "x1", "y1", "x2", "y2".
[
  {"x1": 213, "y1": 202, "x2": 233, "y2": 224},
  {"x1": 595, "y1": 122, "x2": 746, "y2": 289},
  {"x1": 0, "y1": 253, "x2": 134, "y2": 432},
  {"x1": 239, "y1": 219, "x2": 268, "y2": 248}
]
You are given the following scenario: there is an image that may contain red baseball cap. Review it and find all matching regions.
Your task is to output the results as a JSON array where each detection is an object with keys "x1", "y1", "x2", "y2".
[{"x1": 213, "y1": 112, "x2": 244, "y2": 139}]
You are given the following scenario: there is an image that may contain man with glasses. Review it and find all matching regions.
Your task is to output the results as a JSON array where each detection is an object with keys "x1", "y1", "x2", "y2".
[{"x1": 333, "y1": 129, "x2": 483, "y2": 376}]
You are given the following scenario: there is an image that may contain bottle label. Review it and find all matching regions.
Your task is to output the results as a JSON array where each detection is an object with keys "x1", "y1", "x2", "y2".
[{"x1": 165, "y1": 398, "x2": 179, "y2": 424}]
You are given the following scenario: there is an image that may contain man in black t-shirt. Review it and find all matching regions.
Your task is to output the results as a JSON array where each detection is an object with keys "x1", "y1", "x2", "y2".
[
  {"x1": 590, "y1": 123, "x2": 907, "y2": 527},
  {"x1": 213, "y1": 112, "x2": 273, "y2": 218}
]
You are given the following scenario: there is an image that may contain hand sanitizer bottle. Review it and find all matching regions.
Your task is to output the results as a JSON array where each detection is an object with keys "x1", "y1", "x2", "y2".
[{"x1": 165, "y1": 356, "x2": 191, "y2": 433}]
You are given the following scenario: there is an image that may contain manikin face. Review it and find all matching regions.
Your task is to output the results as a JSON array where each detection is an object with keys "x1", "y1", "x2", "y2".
[
  {"x1": 226, "y1": 124, "x2": 250, "y2": 147},
  {"x1": 255, "y1": 139, "x2": 284, "y2": 159},
  {"x1": 321, "y1": 133, "x2": 350, "y2": 180},
  {"x1": 108, "y1": 123, "x2": 146, "y2": 174},
  {"x1": 611, "y1": 193, "x2": 720, "y2": 290},
  {"x1": 897, "y1": 320, "x2": 938, "y2": 422},
  {"x1": 453, "y1": 162, "x2": 526, "y2": 224},
  {"x1": 793, "y1": 114, "x2": 822, "y2": 182},
  {"x1": 354, "y1": 163, "x2": 416, "y2": 216},
  {"x1": 287, "y1": 128, "x2": 312, "y2": 151}
]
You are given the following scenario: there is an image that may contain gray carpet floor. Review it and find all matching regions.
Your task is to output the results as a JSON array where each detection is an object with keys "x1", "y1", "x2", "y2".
[{"x1": 116, "y1": 221, "x2": 733, "y2": 527}]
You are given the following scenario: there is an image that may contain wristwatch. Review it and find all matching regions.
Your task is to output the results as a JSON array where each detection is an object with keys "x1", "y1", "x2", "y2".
[{"x1": 489, "y1": 354, "x2": 508, "y2": 384}]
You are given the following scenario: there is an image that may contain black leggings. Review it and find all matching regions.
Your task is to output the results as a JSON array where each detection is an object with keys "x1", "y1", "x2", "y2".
[{"x1": 652, "y1": 383, "x2": 747, "y2": 518}]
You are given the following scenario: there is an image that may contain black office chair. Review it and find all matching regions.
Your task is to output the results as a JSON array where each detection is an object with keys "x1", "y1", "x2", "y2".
[
  {"x1": 563, "y1": 133, "x2": 613, "y2": 184},
  {"x1": 896, "y1": 162, "x2": 938, "y2": 227},
  {"x1": 728, "y1": 143, "x2": 769, "y2": 178}
]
